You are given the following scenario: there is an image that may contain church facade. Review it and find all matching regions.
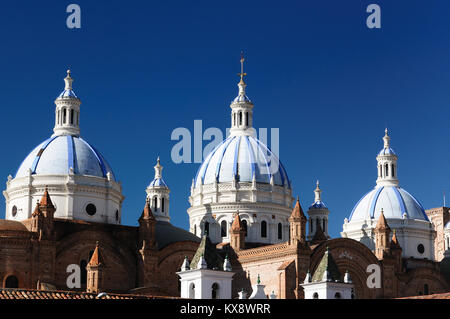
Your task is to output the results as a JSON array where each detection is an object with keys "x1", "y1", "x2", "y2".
[{"x1": 0, "y1": 61, "x2": 449, "y2": 299}]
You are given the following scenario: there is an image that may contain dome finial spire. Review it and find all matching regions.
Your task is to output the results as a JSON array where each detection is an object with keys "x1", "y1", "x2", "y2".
[
  {"x1": 238, "y1": 51, "x2": 247, "y2": 84},
  {"x1": 383, "y1": 127, "x2": 390, "y2": 149},
  {"x1": 64, "y1": 68, "x2": 73, "y2": 90},
  {"x1": 314, "y1": 180, "x2": 322, "y2": 202}
]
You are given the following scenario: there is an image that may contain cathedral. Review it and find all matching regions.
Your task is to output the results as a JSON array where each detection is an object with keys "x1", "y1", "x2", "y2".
[{"x1": 0, "y1": 59, "x2": 449, "y2": 299}]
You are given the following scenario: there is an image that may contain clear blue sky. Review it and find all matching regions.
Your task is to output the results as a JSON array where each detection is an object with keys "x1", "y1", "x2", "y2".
[{"x1": 1, "y1": 1, "x2": 450, "y2": 238}]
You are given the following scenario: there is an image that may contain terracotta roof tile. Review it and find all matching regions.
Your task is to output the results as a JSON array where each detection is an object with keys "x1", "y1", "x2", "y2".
[
  {"x1": 375, "y1": 209, "x2": 390, "y2": 230},
  {"x1": 0, "y1": 288, "x2": 175, "y2": 300},
  {"x1": 290, "y1": 197, "x2": 306, "y2": 219},
  {"x1": 40, "y1": 186, "x2": 54, "y2": 209}
]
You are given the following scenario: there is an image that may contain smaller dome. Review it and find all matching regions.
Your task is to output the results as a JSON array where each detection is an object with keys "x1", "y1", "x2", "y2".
[
  {"x1": 445, "y1": 221, "x2": 450, "y2": 229},
  {"x1": 149, "y1": 177, "x2": 168, "y2": 188},
  {"x1": 378, "y1": 147, "x2": 396, "y2": 156},
  {"x1": 233, "y1": 94, "x2": 251, "y2": 103},
  {"x1": 58, "y1": 89, "x2": 78, "y2": 99},
  {"x1": 309, "y1": 200, "x2": 327, "y2": 209},
  {"x1": 349, "y1": 186, "x2": 429, "y2": 222}
]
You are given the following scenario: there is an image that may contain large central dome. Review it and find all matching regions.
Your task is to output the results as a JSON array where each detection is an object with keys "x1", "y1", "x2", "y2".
[
  {"x1": 194, "y1": 135, "x2": 290, "y2": 188},
  {"x1": 188, "y1": 55, "x2": 293, "y2": 245}
]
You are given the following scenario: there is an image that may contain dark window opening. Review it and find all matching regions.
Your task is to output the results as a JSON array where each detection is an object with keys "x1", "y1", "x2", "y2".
[
  {"x1": 313, "y1": 292, "x2": 319, "y2": 299},
  {"x1": 221, "y1": 220, "x2": 227, "y2": 237},
  {"x1": 161, "y1": 198, "x2": 165, "y2": 213},
  {"x1": 277, "y1": 223, "x2": 282, "y2": 240},
  {"x1": 85, "y1": 204, "x2": 96, "y2": 216},
  {"x1": 417, "y1": 244, "x2": 425, "y2": 254},
  {"x1": 11, "y1": 206, "x2": 17, "y2": 217},
  {"x1": 261, "y1": 221, "x2": 267, "y2": 238},
  {"x1": 4, "y1": 276, "x2": 18, "y2": 288},
  {"x1": 212, "y1": 283, "x2": 219, "y2": 299},
  {"x1": 70, "y1": 109, "x2": 74, "y2": 125},
  {"x1": 242, "y1": 220, "x2": 248, "y2": 237},
  {"x1": 424, "y1": 284, "x2": 429, "y2": 295}
]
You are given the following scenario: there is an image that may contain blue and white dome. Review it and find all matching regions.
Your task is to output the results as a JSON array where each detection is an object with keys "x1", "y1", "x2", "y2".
[
  {"x1": 378, "y1": 147, "x2": 396, "y2": 156},
  {"x1": 349, "y1": 186, "x2": 429, "y2": 222},
  {"x1": 445, "y1": 221, "x2": 450, "y2": 229},
  {"x1": 15, "y1": 135, "x2": 116, "y2": 181},
  {"x1": 194, "y1": 135, "x2": 290, "y2": 188}
]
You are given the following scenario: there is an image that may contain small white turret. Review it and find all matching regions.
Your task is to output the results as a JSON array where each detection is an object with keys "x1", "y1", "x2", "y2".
[
  {"x1": 376, "y1": 128, "x2": 399, "y2": 187},
  {"x1": 146, "y1": 157, "x2": 170, "y2": 222},
  {"x1": 52, "y1": 70, "x2": 82, "y2": 137},
  {"x1": 181, "y1": 256, "x2": 190, "y2": 272}
]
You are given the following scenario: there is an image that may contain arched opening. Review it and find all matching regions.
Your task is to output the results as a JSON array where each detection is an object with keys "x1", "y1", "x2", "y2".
[
  {"x1": 221, "y1": 220, "x2": 227, "y2": 237},
  {"x1": 11, "y1": 206, "x2": 17, "y2": 217},
  {"x1": 189, "y1": 283, "x2": 195, "y2": 299},
  {"x1": 385, "y1": 164, "x2": 389, "y2": 177},
  {"x1": 212, "y1": 283, "x2": 219, "y2": 299},
  {"x1": 313, "y1": 292, "x2": 319, "y2": 299},
  {"x1": 70, "y1": 109, "x2": 74, "y2": 125},
  {"x1": 242, "y1": 220, "x2": 248, "y2": 237},
  {"x1": 261, "y1": 221, "x2": 267, "y2": 238},
  {"x1": 161, "y1": 198, "x2": 165, "y2": 213},
  {"x1": 193, "y1": 224, "x2": 197, "y2": 236},
  {"x1": 63, "y1": 108, "x2": 67, "y2": 124},
  {"x1": 115, "y1": 210, "x2": 119, "y2": 222},
  {"x1": 424, "y1": 284, "x2": 429, "y2": 295},
  {"x1": 80, "y1": 259, "x2": 87, "y2": 285},
  {"x1": 391, "y1": 164, "x2": 395, "y2": 177},
  {"x1": 310, "y1": 218, "x2": 313, "y2": 233},
  {"x1": 323, "y1": 219, "x2": 326, "y2": 233},
  {"x1": 334, "y1": 292, "x2": 341, "y2": 299},
  {"x1": 153, "y1": 197, "x2": 157, "y2": 211},
  {"x1": 204, "y1": 221, "x2": 209, "y2": 236},
  {"x1": 57, "y1": 110, "x2": 60, "y2": 125},
  {"x1": 4, "y1": 275, "x2": 18, "y2": 288},
  {"x1": 239, "y1": 112, "x2": 242, "y2": 126},
  {"x1": 245, "y1": 112, "x2": 249, "y2": 126},
  {"x1": 277, "y1": 223, "x2": 282, "y2": 240}
]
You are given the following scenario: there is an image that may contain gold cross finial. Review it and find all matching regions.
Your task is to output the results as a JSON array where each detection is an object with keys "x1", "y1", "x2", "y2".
[{"x1": 238, "y1": 51, "x2": 247, "y2": 81}]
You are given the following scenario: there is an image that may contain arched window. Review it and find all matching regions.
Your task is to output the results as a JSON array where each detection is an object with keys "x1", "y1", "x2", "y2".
[
  {"x1": 221, "y1": 220, "x2": 227, "y2": 237},
  {"x1": 245, "y1": 112, "x2": 249, "y2": 126},
  {"x1": 193, "y1": 225, "x2": 197, "y2": 236},
  {"x1": 239, "y1": 112, "x2": 242, "y2": 126},
  {"x1": 80, "y1": 260, "x2": 87, "y2": 285},
  {"x1": 212, "y1": 283, "x2": 219, "y2": 299},
  {"x1": 385, "y1": 164, "x2": 389, "y2": 177},
  {"x1": 189, "y1": 283, "x2": 195, "y2": 299},
  {"x1": 310, "y1": 218, "x2": 313, "y2": 233},
  {"x1": 63, "y1": 108, "x2": 67, "y2": 124},
  {"x1": 424, "y1": 284, "x2": 429, "y2": 295},
  {"x1": 57, "y1": 110, "x2": 60, "y2": 125},
  {"x1": 204, "y1": 222, "x2": 209, "y2": 235},
  {"x1": 70, "y1": 109, "x2": 74, "y2": 124},
  {"x1": 313, "y1": 292, "x2": 319, "y2": 299},
  {"x1": 323, "y1": 219, "x2": 326, "y2": 233},
  {"x1": 277, "y1": 223, "x2": 282, "y2": 240},
  {"x1": 161, "y1": 198, "x2": 165, "y2": 213},
  {"x1": 334, "y1": 292, "x2": 341, "y2": 299},
  {"x1": 153, "y1": 197, "x2": 157, "y2": 211},
  {"x1": 261, "y1": 221, "x2": 267, "y2": 238},
  {"x1": 242, "y1": 220, "x2": 248, "y2": 237},
  {"x1": 4, "y1": 275, "x2": 18, "y2": 288},
  {"x1": 115, "y1": 210, "x2": 119, "y2": 221},
  {"x1": 316, "y1": 218, "x2": 320, "y2": 231},
  {"x1": 391, "y1": 164, "x2": 395, "y2": 177}
]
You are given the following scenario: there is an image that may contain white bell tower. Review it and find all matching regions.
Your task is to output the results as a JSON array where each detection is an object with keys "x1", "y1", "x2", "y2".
[
  {"x1": 229, "y1": 52, "x2": 256, "y2": 137},
  {"x1": 376, "y1": 129, "x2": 399, "y2": 187},
  {"x1": 52, "y1": 70, "x2": 81, "y2": 137},
  {"x1": 307, "y1": 181, "x2": 330, "y2": 240},
  {"x1": 146, "y1": 157, "x2": 170, "y2": 222}
]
